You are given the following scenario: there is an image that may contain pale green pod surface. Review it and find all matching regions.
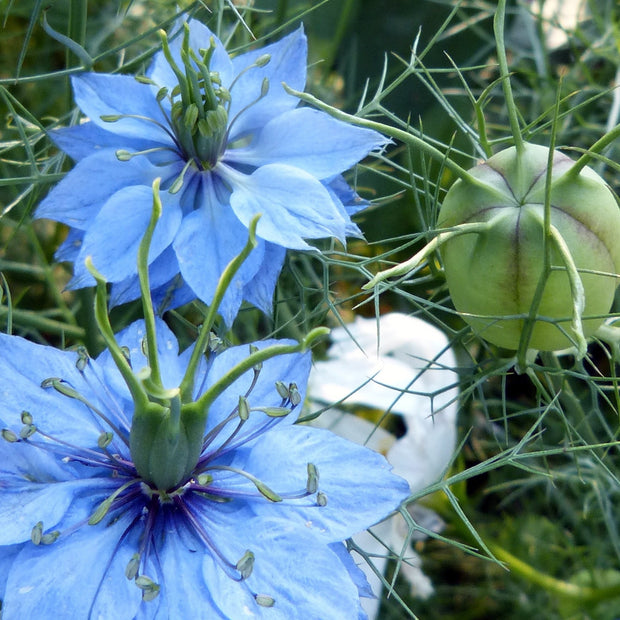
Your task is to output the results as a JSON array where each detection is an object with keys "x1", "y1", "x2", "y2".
[{"x1": 437, "y1": 143, "x2": 620, "y2": 351}]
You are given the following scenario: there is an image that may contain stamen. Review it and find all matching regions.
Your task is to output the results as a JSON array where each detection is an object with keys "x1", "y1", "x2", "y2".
[
  {"x1": 88, "y1": 478, "x2": 142, "y2": 525},
  {"x1": 202, "y1": 465, "x2": 282, "y2": 502},
  {"x1": 115, "y1": 146, "x2": 179, "y2": 163},
  {"x1": 41, "y1": 377, "x2": 130, "y2": 448},
  {"x1": 174, "y1": 495, "x2": 244, "y2": 581},
  {"x1": 100, "y1": 112, "x2": 179, "y2": 147}
]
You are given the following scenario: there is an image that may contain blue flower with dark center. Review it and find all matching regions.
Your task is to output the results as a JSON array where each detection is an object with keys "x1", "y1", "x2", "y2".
[
  {"x1": 0, "y1": 318, "x2": 409, "y2": 618},
  {"x1": 36, "y1": 19, "x2": 388, "y2": 324}
]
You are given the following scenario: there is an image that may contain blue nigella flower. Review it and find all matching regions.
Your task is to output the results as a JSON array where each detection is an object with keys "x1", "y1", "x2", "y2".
[
  {"x1": 36, "y1": 19, "x2": 388, "y2": 324},
  {"x1": 0, "y1": 318, "x2": 409, "y2": 618}
]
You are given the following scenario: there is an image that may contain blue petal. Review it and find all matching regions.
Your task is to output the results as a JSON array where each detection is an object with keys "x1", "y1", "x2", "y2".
[
  {"x1": 49, "y1": 122, "x2": 159, "y2": 162},
  {"x1": 330, "y1": 542, "x2": 375, "y2": 599},
  {"x1": 0, "y1": 544, "x2": 21, "y2": 602},
  {"x1": 71, "y1": 185, "x2": 182, "y2": 286},
  {"x1": 172, "y1": 175, "x2": 264, "y2": 325},
  {"x1": 148, "y1": 20, "x2": 233, "y2": 93},
  {"x1": 202, "y1": 514, "x2": 365, "y2": 619},
  {"x1": 151, "y1": 517, "x2": 222, "y2": 618},
  {"x1": 226, "y1": 107, "x2": 388, "y2": 179},
  {"x1": 243, "y1": 425, "x2": 410, "y2": 541},
  {"x1": 227, "y1": 26, "x2": 306, "y2": 142},
  {"x1": 72, "y1": 73, "x2": 172, "y2": 143},
  {"x1": 223, "y1": 163, "x2": 347, "y2": 249},
  {"x1": 0, "y1": 476, "x2": 116, "y2": 545},
  {"x1": 2, "y1": 511, "x2": 140, "y2": 620},
  {"x1": 0, "y1": 332, "x2": 126, "y2": 446},
  {"x1": 200, "y1": 343, "x2": 312, "y2": 452},
  {"x1": 96, "y1": 318, "x2": 185, "y2": 394},
  {"x1": 242, "y1": 242, "x2": 286, "y2": 314},
  {"x1": 108, "y1": 246, "x2": 184, "y2": 308},
  {"x1": 55, "y1": 228, "x2": 83, "y2": 262},
  {"x1": 35, "y1": 150, "x2": 165, "y2": 229}
]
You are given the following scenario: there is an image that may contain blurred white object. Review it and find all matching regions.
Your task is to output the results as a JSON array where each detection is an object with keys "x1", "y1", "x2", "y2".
[{"x1": 309, "y1": 313, "x2": 459, "y2": 618}]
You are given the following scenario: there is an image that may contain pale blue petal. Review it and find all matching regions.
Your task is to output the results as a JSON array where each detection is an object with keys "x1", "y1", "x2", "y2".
[
  {"x1": 201, "y1": 344, "x2": 311, "y2": 451},
  {"x1": 330, "y1": 542, "x2": 375, "y2": 600},
  {"x1": 55, "y1": 228, "x2": 83, "y2": 262},
  {"x1": 36, "y1": 150, "x2": 165, "y2": 229},
  {"x1": 49, "y1": 122, "x2": 157, "y2": 162},
  {"x1": 2, "y1": 511, "x2": 140, "y2": 620},
  {"x1": 227, "y1": 26, "x2": 306, "y2": 142},
  {"x1": 328, "y1": 174, "x2": 370, "y2": 217},
  {"x1": 202, "y1": 515, "x2": 364, "y2": 619},
  {"x1": 243, "y1": 425, "x2": 409, "y2": 541},
  {"x1": 0, "y1": 477, "x2": 115, "y2": 545},
  {"x1": 152, "y1": 517, "x2": 222, "y2": 618},
  {"x1": 242, "y1": 242, "x2": 286, "y2": 314},
  {"x1": 173, "y1": 176, "x2": 264, "y2": 325},
  {"x1": 226, "y1": 108, "x2": 388, "y2": 179},
  {"x1": 223, "y1": 163, "x2": 346, "y2": 249},
  {"x1": 72, "y1": 73, "x2": 172, "y2": 143},
  {"x1": 108, "y1": 246, "x2": 184, "y2": 307},
  {"x1": 96, "y1": 318, "x2": 185, "y2": 395},
  {"x1": 0, "y1": 544, "x2": 20, "y2": 601},
  {"x1": 0, "y1": 332, "x2": 123, "y2": 445},
  {"x1": 71, "y1": 185, "x2": 182, "y2": 286},
  {"x1": 324, "y1": 178, "x2": 364, "y2": 238},
  {"x1": 148, "y1": 20, "x2": 233, "y2": 93}
]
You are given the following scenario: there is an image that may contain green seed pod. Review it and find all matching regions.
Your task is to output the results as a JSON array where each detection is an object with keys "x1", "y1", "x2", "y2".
[{"x1": 438, "y1": 143, "x2": 620, "y2": 351}]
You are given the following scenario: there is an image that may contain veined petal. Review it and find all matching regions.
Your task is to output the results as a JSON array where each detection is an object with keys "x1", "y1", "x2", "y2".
[
  {"x1": 72, "y1": 73, "x2": 172, "y2": 144},
  {"x1": 71, "y1": 185, "x2": 182, "y2": 286},
  {"x1": 227, "y1": 26, "x2": 307, "y2": 141},
  {"x1": 35, "y1": 150, "x2": 166, "y2": 230},
  {"x1": 152, "y1": 517, "x2": 222, "y2": 618},
  {"x1": 223, "y1": 163, "x2": 347, "y2": 249},
  {"x1": 108, "y1": 246, "x2": 184, "y2": 308},
  {"x1": 173, "y1": 176, "x2": 264, "y2": 326},
  {"x1": 202, "y1": 515, "x2": 365, "y2": 620},
  {"x1": 242, "y1": 242, "x2": 286, "y2": 314},
  {"x1": 49, "y1": 122, "x2": 160, "y2": 162},
  {"x1": 243, "y1": 425, "x2": 409, "y2": 541},
  {"x1": 0, "y1": 332, "x2": 121, "y2": 443},
  {"x1": 0, "y1": 477, "x2": 116, "y2": 546},
  {"x1": 226, "y1": 108, "x2": 388, "y2": 179},
  {"x1": 2, "y1": 511, "x2": 139, "y2": 620}
]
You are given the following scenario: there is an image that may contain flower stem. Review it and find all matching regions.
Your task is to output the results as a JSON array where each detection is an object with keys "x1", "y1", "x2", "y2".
[
  {"x1": 565, "y1": 123, "x2": 620, "y2": 178},
  {"x1": 494, "y1": 0, "x2": 524, "y2": 154},
  {"x1": 487, "y1": 540, "x2": 620, "y2": 605},
  {"x1": 362, "y1": 222, "x2": 490, "y2": 289}
]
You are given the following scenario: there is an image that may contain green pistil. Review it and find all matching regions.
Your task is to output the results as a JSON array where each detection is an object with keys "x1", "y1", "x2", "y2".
[{"x1": 159, "y1": 25, "x2": 229, "y2": 169}]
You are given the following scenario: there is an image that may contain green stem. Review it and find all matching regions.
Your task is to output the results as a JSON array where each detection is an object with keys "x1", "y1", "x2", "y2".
[
  {"x1": 0, "y1": 305, "x2": 85, "y2": 340},
  {"x1": 487, "y1": 541, "x2": 620, "y2": 604},
  {"x1": 566, "y1": 123, "x2": 620, "y2": 178},
  {"x1": 494, "y1": 0, "x2": 524, "y2": 153},
  {"x1": 179, "y1": 215, "x2": 260, "y2": 402},
  {"x1": 363, "y1": 222, "x2": 491, "y2": 289}
]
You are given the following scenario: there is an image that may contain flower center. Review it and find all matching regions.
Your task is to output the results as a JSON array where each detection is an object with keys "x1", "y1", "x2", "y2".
[{"x1": 160, "y1": 24, "x2": 230, "y2": 170}]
